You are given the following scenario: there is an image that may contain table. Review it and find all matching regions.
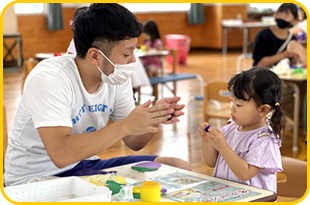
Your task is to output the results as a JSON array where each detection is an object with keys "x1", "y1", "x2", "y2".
[
  {"x1": 222, "y1": 21, "x2": 276, "y2": 55},
  {"x1": 35, "y1": 52, "x2": 65, "y2": 61},
  {"x1": 3, "y1": 33, "x2": 23, "y2": 67},
  {"x1": 135, "y1": 49, "x2": 169, "y2": 58},
  {"x1": 278, "y1": 70, "x2": 307, "y2": 151},
  {"x1": 135, "y1": 49, "x2": 174, "y2": 102},
  {"x1": 102, "y1": 162, "x2": 277, "y2": 202}
]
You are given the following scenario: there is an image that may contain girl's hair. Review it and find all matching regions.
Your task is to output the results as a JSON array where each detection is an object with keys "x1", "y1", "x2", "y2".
[
  {"x1": 228, "y1": 67, "x2": 286, "y2": 139},
  {"x1": 143, "y1": 20, "x2": 161, "y2": 47},
  {"x1": 276, "y1": 3, "x2": 298, "y2": 20}
]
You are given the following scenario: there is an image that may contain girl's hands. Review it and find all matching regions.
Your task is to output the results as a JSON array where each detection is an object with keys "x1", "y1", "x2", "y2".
[
  {"x1": 199, "y1": 122, "x2": 210, "y2": 142},
  {"x1": 199, "y1": 123, "x2": 228, "y2": 152},
  {"x1": 207, "y1": 127, "x2": 228, "y2": 152}
]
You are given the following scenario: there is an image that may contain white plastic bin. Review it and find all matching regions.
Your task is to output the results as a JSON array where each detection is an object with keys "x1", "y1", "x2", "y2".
[{"x1": 4, "y1": 176, "x2": 112, "y2": 202}]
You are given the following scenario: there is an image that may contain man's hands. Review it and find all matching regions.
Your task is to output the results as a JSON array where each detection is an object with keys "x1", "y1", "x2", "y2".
[
  {"x1": 122, "y1": 96, "x2": 185, "y2": 136},
  {"x1": 123, "y1": 99, "x2": 173, "y2": 135},
  {"x1": 155, "y1": 96, "x2": 185, "y2": 124}
]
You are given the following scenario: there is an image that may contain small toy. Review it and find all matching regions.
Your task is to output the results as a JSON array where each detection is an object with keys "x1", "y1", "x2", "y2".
[
  {"x1": 204, "y1": 125, "x2": 211, "y2": 132},
  {"x1": 168, "y1": 113, "x2": 174, "y2": 121}
]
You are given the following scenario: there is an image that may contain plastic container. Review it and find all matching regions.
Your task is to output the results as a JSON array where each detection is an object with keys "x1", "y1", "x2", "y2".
[
  {"x1": 4, "y1": 176, "x2": 112, "y2": 202},
  {"x1": 140, "y1": 181, "x2": 161, "y2": 202},
  {"x1": 164, "y1": 34, "x2": 191, "y2": 65}
]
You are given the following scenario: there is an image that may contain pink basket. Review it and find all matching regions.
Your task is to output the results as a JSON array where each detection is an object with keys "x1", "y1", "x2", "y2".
[{"x1": 164, "y1": 34, "x2": 191, "y2": 65}]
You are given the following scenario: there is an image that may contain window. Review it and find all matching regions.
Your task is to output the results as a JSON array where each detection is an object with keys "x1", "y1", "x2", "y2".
[
  {"x1": 124, "y1": 3, "x2": 190, "y2": 13},
  {"x1": 249, "y1": 3, "x2": 281, "y2": 12},
  {"x1": 14, "y1": 3, "x2": 44, "y2": 14}
]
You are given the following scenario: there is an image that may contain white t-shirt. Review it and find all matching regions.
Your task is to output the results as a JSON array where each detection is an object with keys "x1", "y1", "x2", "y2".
[
  {"x1": 4, "y1": 54, "x2": 135, "y2": 186},
  {"x1": 298, "y1": 19, "x2": 307, "y2": 34}
]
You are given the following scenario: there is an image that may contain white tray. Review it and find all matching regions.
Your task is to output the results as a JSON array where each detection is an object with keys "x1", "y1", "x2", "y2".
[{"x1": 4, "y1": 176, "x2": 111, "y2": 202}]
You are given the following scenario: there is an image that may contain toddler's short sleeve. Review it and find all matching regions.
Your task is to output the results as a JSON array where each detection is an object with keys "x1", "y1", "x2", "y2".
[{"x1": 243, "y1": 135, "x2": 283, "y2": 174}]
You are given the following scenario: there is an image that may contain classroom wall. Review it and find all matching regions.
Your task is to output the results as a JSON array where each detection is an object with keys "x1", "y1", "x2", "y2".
[
  {"x1": 135, "y1": 4, "x2": 247, "y2": 49},
  {"x1": 4, "y1": 4, "x2": 251, "y2": 60}
]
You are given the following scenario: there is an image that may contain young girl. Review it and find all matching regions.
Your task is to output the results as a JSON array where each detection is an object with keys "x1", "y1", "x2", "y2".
[
  {"x1": 253, "y1": 3, "x2": 299, "y2": 67},
  {"x1": 199, "y1": 67, "x2": 285, "y2": 193},
  {"x1": 142, "y1": 20, "x2": 165, "y2": 78}
]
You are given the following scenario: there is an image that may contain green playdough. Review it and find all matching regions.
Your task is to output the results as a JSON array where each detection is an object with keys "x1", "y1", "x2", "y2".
[
  {"x1": 106, "y1": 180, "x2": 123, "y2": 195},
  {"x1": 294, "y1": 67, "x2": 304, "y2": 73},
  {"x1": 131, "y1": 166, "x2": 158, "y2": 172}
]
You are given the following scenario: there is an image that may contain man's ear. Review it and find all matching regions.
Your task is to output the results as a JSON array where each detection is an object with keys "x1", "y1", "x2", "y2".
[
  {"x1": 87, "y1": 48, "x2": 100, "y2": 66},
  {"x1": 259, "y1": 104, "x2": 271, "y2": 116}
]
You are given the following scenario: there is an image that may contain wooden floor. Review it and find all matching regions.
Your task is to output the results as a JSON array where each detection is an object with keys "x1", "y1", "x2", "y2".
[{"x1": 3, "y1": 49, "x2": 307, "y2": 202}]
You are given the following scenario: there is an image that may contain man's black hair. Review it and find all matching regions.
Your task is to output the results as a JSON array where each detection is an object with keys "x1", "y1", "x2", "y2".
[{"x1": 72, "y1": 3, "x2": 142, "y2": 58}]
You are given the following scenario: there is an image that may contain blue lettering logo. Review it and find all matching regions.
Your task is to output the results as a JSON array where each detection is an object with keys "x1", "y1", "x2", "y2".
[{"x1": 84, "y1": 126, "x2": 96, "y2": 133}]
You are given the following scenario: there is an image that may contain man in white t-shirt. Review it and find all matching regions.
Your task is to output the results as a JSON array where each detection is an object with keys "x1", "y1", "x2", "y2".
[{"x1": 4, "y1": 3, "x2": 190, "y2": 186}]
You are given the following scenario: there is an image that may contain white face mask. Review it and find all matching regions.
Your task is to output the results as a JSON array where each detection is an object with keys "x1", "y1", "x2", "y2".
[{"x1": 96, "y1": 49, "x2": 136, "y2": 85}]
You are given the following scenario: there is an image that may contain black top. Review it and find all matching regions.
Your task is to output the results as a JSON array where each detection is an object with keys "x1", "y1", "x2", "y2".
[{"x1": 252, "y1": 28, "x2": 296, "y2": 66}]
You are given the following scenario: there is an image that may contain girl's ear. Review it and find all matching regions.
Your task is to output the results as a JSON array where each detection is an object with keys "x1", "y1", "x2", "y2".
[{"x1": 259, "y1": 104, "x2": 271, "y2": 116}]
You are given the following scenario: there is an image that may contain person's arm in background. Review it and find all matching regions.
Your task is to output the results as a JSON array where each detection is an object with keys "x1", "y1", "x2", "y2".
[
  {"x1": 154, "y1": 39, "x2": 165, "y2": 51},
  {"x1": 289, "y1": 26, "x2": 304, "y2": 36},
  {"x1": 287, "y1": 40, "x2": 307, "y2": 63},
  {"x1": 257, "y1": 50, "x2": 298, "y2": 67}
]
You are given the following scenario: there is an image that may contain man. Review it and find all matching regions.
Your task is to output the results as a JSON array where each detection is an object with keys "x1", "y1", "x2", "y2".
[{"x1": 4, "y1": 3, "x2": 190, "y2": 186}]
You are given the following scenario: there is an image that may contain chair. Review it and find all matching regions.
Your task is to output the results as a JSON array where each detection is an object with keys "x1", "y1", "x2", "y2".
[
  {"x1": 236, "y1": 53, "x2": 253, "y2": 73},
  {"x1": 21, "y1": 58, "x2": 39, "y2": 92},
  {"x1": 203, "y1": 82, "x2": 231, "y2": 124},
  {"x1": 187, "y1": 82, "x2": 230, "y2": 136},
  {"x1": 277, "y1": 156, "x2": 307, "y2": 198}
]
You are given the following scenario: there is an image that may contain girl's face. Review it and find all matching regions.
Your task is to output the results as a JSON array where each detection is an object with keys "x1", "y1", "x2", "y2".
[
  {"x1": 229, "y1": 93, "x2": 266, "y2": 131},
  {"x1": 143, "y1": 33, "x2": 151, "y2": 41},
  {"x1": 275, "y1": 10, "x2": 295, "y2": 23}
]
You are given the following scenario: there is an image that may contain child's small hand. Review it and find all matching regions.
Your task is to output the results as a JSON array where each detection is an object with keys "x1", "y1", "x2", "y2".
[
  {"x1": 199, "y1": 122, "x2": 211, "y2": 142},
  {"x1": 207, "y1": 127, "x2": 228, "y2": 152}
]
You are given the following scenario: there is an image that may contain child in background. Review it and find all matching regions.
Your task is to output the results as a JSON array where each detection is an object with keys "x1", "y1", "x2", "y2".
[
  {"x1": 142, "y1": 20, "x2": 165, "y2": 78},
  {"x1": 290, "y1": 6, "x2": 307, "y2": 37},
  {"x1": 199, "y1": 67, "x2": 285, "y2": 193},
  {"x1": 252, "y1": 3, "x2": 299, "y2": 67}
]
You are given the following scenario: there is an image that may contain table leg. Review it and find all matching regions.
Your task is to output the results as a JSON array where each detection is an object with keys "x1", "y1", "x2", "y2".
[
  {"x1": 222, "y1": 27, "x2": 228, "y2": 56},
  {"x1": 17, "y1": 36, "x2": 22, "y2": 67},
  {"x1": 242, "y1": 27, "x2": 248, "y2": 55},
  {"x1": 288, "y1": 82, "x2": 300, "y2": 151}
]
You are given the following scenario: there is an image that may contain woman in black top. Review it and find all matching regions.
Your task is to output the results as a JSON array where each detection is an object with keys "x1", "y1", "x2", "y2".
[{"x1": 253, "y1": 3, "x2": 299, "y2": 67}]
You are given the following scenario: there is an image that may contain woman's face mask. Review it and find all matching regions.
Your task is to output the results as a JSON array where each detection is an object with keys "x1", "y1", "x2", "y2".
[
  {"x1": 96, "y1": 49, "x2": 136, "y2": 85},
  {"x1": 275, "y1": 18, "x2": 291, "y2": 29}
]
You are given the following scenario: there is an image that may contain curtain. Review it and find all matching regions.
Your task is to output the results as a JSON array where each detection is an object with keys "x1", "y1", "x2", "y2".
[
  {"x1": 46, "y1": 3, "x2": 64, "y2": 31},
  {"x1": 187, "y1": 3, "x2": 205, "y2": 25}
]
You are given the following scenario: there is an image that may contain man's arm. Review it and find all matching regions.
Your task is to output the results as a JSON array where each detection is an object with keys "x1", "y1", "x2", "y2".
[{"x1": 38, "y1": 101, "x2": 172, "y2": 168}]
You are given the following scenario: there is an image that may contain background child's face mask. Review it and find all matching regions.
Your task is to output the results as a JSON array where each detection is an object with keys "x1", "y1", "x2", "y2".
[{"x1": 97, "y1": 49, "x2": 136, "y2": 85}]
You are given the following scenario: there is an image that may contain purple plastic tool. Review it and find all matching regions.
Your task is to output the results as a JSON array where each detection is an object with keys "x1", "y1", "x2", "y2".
[{"x1": 205, "y1": 125, "x2": 211, "y2": 132}]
